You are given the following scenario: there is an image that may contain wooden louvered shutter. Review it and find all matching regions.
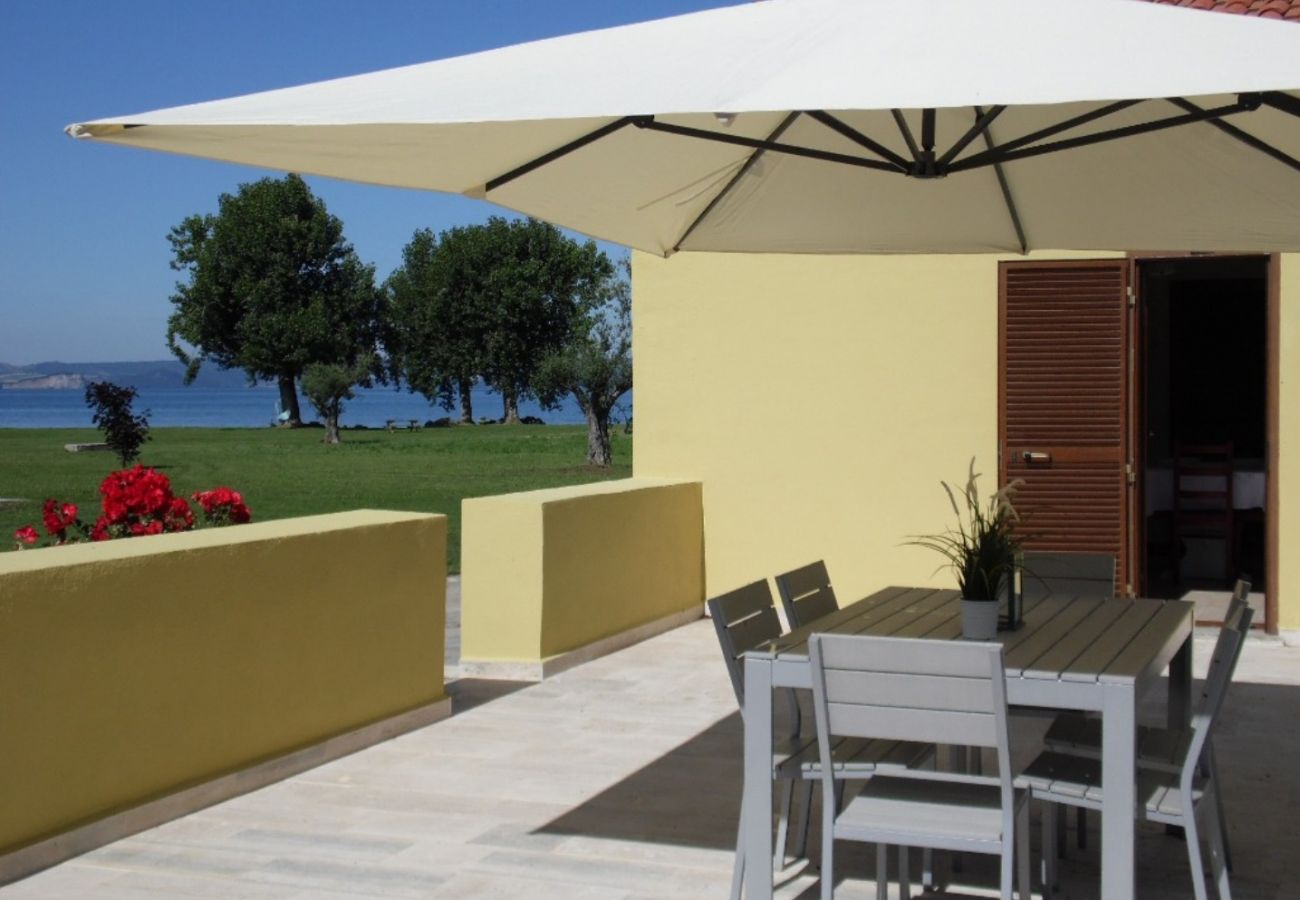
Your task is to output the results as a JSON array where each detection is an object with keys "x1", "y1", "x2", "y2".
[{"x1": 999, "y1": 260, "x2": 1135, "y2": 594}]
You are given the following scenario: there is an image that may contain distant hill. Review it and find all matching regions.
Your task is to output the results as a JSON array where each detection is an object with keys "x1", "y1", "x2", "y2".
[{"x1": 0, "y1": 360, "x2": 270, "y2": 390}]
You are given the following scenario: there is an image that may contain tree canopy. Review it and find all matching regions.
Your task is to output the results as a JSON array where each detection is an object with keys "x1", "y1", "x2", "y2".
[
  {"x1": 384, "y1": 228, "x2": 485, "y2": 423},
  {"x1": 386, "y1": 217, "x2": 612, "y2": 424},
  {"x1": 165, "y1": 174, "x2": 380, "y2": 425}
]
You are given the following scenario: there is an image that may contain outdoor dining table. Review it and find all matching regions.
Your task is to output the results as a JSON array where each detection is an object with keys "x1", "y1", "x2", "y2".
[{"x1": 741, "y1": 586, "x2": 1195, "y2": 900}]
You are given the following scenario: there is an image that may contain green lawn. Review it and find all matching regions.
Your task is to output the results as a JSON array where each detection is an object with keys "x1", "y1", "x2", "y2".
[{"x1": 0, "y1": 425, "x2": 631, "y2": 571}]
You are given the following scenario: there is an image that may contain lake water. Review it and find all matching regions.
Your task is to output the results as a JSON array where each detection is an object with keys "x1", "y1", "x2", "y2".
[{"x1": 0, "y1": 385, "x2": 619, "y2": 429}]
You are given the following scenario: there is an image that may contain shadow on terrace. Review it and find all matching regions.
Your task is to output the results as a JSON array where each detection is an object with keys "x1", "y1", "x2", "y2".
[{"x1": 5, "y1": 613, "x2": 1299, "y2": 900}]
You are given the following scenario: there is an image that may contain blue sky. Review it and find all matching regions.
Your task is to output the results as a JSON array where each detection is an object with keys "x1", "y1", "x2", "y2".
[{"x1": 0, "y1": 0, "x2": 735, "y2": 365}]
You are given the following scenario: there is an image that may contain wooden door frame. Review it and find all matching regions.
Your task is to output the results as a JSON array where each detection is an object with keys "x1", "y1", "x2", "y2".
[{"x1": 1127, "y1": 252, "x2": 1279, "y2": 634}]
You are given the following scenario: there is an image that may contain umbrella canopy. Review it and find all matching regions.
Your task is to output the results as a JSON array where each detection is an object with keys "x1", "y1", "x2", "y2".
[{"x1": 67, "y1": 0, "x2": 1300, "y2": 255}]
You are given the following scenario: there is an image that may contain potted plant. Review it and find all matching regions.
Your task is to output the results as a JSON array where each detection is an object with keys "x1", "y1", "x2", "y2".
[{"x1": 910, "y1": 459, "x2": 1024, "y2": 640}]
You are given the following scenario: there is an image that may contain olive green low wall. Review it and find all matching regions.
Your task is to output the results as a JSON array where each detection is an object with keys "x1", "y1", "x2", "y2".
[
  {"x1": 460, "y1": 479, "x2": 705, "y2": 678},
  {"x1": 0, "y1": 510, "x2": 447, "y2": 862}
]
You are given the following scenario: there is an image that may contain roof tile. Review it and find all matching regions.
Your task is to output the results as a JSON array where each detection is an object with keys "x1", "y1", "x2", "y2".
[{"x1": 1148, "y1": 0, "x2": 1300, "y2": 17}]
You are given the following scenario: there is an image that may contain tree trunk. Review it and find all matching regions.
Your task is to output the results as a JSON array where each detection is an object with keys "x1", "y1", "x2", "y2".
[
  {"x1": 502, "y1": 390, "x2": 520, "y2": 425},
  {"x1": 277, "y1": 374, "x2": 303, "y2": 426},
  {"x1": 585, "y1": 404, "x2": 613, "y2": 466},
  {"x1": 323, "y1": 403, "x2": 341, "y2": 444},
  {"x1": 458, "y1": 379, "x2": 474, "y2": 425}
]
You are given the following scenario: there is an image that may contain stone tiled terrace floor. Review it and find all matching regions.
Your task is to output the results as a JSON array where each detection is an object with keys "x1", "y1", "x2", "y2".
[{"x1": 7, "y1": 619, "x2": 1300, "y2": 899}]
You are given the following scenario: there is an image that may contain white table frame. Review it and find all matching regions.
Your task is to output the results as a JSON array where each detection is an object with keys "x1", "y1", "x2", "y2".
[{"x1": 740, "y1": 587, "x2": 1193, "y2": 900}]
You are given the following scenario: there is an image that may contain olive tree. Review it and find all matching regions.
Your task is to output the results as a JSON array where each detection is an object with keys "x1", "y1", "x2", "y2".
[{"x1": 535, "y1": 260, "x2": 632, "y2": 466}]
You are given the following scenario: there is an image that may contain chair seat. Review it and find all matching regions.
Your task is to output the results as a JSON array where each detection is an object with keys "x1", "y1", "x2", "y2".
[
  {"x1": 1044, "y1": 713, "x2": 1190, "y2": 772},
  {"x1": 774, "y1": 737, "x2": 933, "y2": 780},
  {"x1": 834, "y1": 775, "x2": 1021, "y2": 849},
  {"x1": 1022, "y1": 751, "x2": 1204, "y2": 821}
]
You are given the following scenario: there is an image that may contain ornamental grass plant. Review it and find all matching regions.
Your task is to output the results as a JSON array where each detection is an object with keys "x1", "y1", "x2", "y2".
[{"x1": 909, "y1": 458, "x2": 1024, "y2": 603}]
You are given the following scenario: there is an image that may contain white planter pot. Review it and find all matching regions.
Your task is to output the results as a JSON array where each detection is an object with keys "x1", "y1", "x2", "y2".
[{"x1": 961, "y1": 599, "x2": 1000, "y2": 640}]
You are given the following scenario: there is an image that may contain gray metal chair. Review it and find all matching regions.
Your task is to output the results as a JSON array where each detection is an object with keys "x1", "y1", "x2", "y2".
[
  {"x1": 709, "y1": 581, "x2": 933, "y2": 900},
  {"x1": 1020, "y1": 550, "x2": 1116, "y2": 601},
  {"x1": 775, "y1": 560, "x2": 840, "y2": 628},
  {"x1": 808, "y1": 634, "x2": 1032, "y2": 900},
  {"x1": 1017, "y1": 550, "x2": 1116, "y2": 849},
  {"x1": 1027, "y1": 599, "x2": 1253, "y2": 900},
  {"x1": 1043, "y1": 577, "x2": 1251, "y2": 872}
]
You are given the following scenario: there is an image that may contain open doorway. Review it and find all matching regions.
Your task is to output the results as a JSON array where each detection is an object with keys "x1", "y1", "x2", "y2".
[{"x1": 1139, "y1": 256, "x2": 1269, "y2": 625}]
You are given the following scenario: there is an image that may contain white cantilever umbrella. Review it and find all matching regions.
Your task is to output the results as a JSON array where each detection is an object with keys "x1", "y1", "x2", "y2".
[{"x1": 67, "y1": 0, "x2": 1300, "y2": 255}]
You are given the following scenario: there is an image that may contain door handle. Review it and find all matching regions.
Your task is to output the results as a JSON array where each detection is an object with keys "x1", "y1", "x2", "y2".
[{"x1": 1023, "y1": 451, "x2": 1051, "y2": 464}]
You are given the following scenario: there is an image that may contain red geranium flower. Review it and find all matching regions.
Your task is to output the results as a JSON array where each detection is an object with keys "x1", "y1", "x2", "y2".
[{"x1": 14, "y1": 525, "x2": 39, "y2": 546}]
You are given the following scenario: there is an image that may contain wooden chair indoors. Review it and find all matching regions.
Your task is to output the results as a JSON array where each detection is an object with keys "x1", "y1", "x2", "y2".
[{"x1": 1173, "y1": 442, "x2": 1236, "y2": 585}]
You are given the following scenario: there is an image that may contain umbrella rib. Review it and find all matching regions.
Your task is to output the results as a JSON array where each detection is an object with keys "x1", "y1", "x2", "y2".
[
  {"x1": 975, "y1": 106, "x2": 1028, "y2": 254},
  {"x1": 938, "y1": 105, "x2": 1006, "y2": 168},
  {"x1": 1167, "y1": 98, "x2": 1300, "y2": 175},
  {"x1": 962, "y1": 99, "x2": 1145, "y2": 162},
  {"x1": 891, "y1": 110, "x2": 922, "y2": 163},
  {"x1": 671, "y1": 112, "x2": 803, "y2": 254},
  {"x1": 948, "y1": 96, "x2": 1259, "y2": 174},
  {"x1": 485, "y1": 116, "x2": 638, "y2": 193},
  {"x1": 635, "y1": 118, "x2": 900, "y2": 172},
  {"x1": 805, "y1": 110, "x2": 912, "y2": 172},
  {"x1": 1260, "y1": 91, "x2": 1300, "y2": 120}
]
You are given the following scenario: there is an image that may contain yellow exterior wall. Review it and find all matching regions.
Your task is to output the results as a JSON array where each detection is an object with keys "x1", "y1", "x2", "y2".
[
  {"x1": 1279, "y1": 253, "x2": 1299, "y2": 632},
  {"x1": 461, "y1": 478, "x2": 704, "y2": 663},
  {"x1": 0, "y1": 510, "x2": 446, "y2": 855},
  {"x1": 632, "y1": 250, "x2": 1123, "y2": 603}
]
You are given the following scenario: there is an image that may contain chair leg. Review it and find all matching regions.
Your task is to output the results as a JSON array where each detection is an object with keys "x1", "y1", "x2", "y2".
[
  {"x1": 1000, "y1": 826, "x2": 1015, "y2": 900},
  {"x1": 1041, "y1": 801, "x2": 1058, "y2": 898},
  {"x1": 1076, "y1": 807, "x2": 1088, "y2": 850},
  {"x1": 1055, "y1": 805, "x2": 1067, "y2": 860},
  {"x1": 822, "y1": 802, "x2": 835, "y2": 900},
  {"x1": 898, "y1": 845, "x2": 911, "y2": 900},
  {"x1": 793, "y1": 781, "x2": 814, "y2": 860},
  {"x1": 922, "y1": 847, "x2": 935, "y2": 891},
  {"x1": 1203, "y1": 784, "x2": 1232, "y2": 900},
  {"x1": 775, "y1": 780, "x2": 793, "y2": 872},
  {"x1": 1207, "y1": 743, "x2": 1233, "y2": 873},
  {"x1": 876, "y1": 844, "x2": 888, "y2": 900},
  {"x1": 730, "y1": 817, "x2": 745, "y2": 900},
  {"x1": 1017, "y1": 802, "x2": 1031, "y2": 900},
  {"x1": 1184, "y1": 801, "x2": 1211, "y2": 900}
]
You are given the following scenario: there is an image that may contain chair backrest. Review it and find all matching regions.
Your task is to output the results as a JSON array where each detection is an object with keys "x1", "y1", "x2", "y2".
[
  {"x1": 1020, "y1": 551, "x2": 1116, "y2": 601},
  {"x1": 1197, "y1": 577, "x2": 1251, "y2": 711},
  {"x1": 707, "y1": 579, "x2": 783, "y2": 708},
  {"x1": 809, "y1": 634, "x2": 1014, "y2": 807},
  {"x1": 774, "y1": 560, "x2": 840, "y2": 628},
  {"x1": 1174, "y1": 441, "x2": 1234, "y2": 520},
  {"x1": 1183, "y1": 595, "x2": 1253, "y2": 787}
]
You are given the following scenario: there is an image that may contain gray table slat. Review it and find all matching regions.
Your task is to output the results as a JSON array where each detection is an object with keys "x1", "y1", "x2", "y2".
[
  {"x1": 1004, "y1": 596, "x2": 1105, "y2": 676},
  {"x1": 887, "y1": 592, "x2": 963, "y2": 638},
  {"x1": 1023, "y1": 599, "x2": 1133, "y2": 680},
  {"x1": 765, "y1": 586, "x2": 906, "y2": 653},
  {"x1": 858, "y1": 588, "x2": 959, "y2": 636},
  {"x1": 772, "y1": 587, "x2": 939, "y2": 655},
  {"x1": 1099, "y1": 601, "x2": 1192, "y2": 684},
  {"x1": 1059, "y1": 600, "x2": 1163, "y2": 683}
]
